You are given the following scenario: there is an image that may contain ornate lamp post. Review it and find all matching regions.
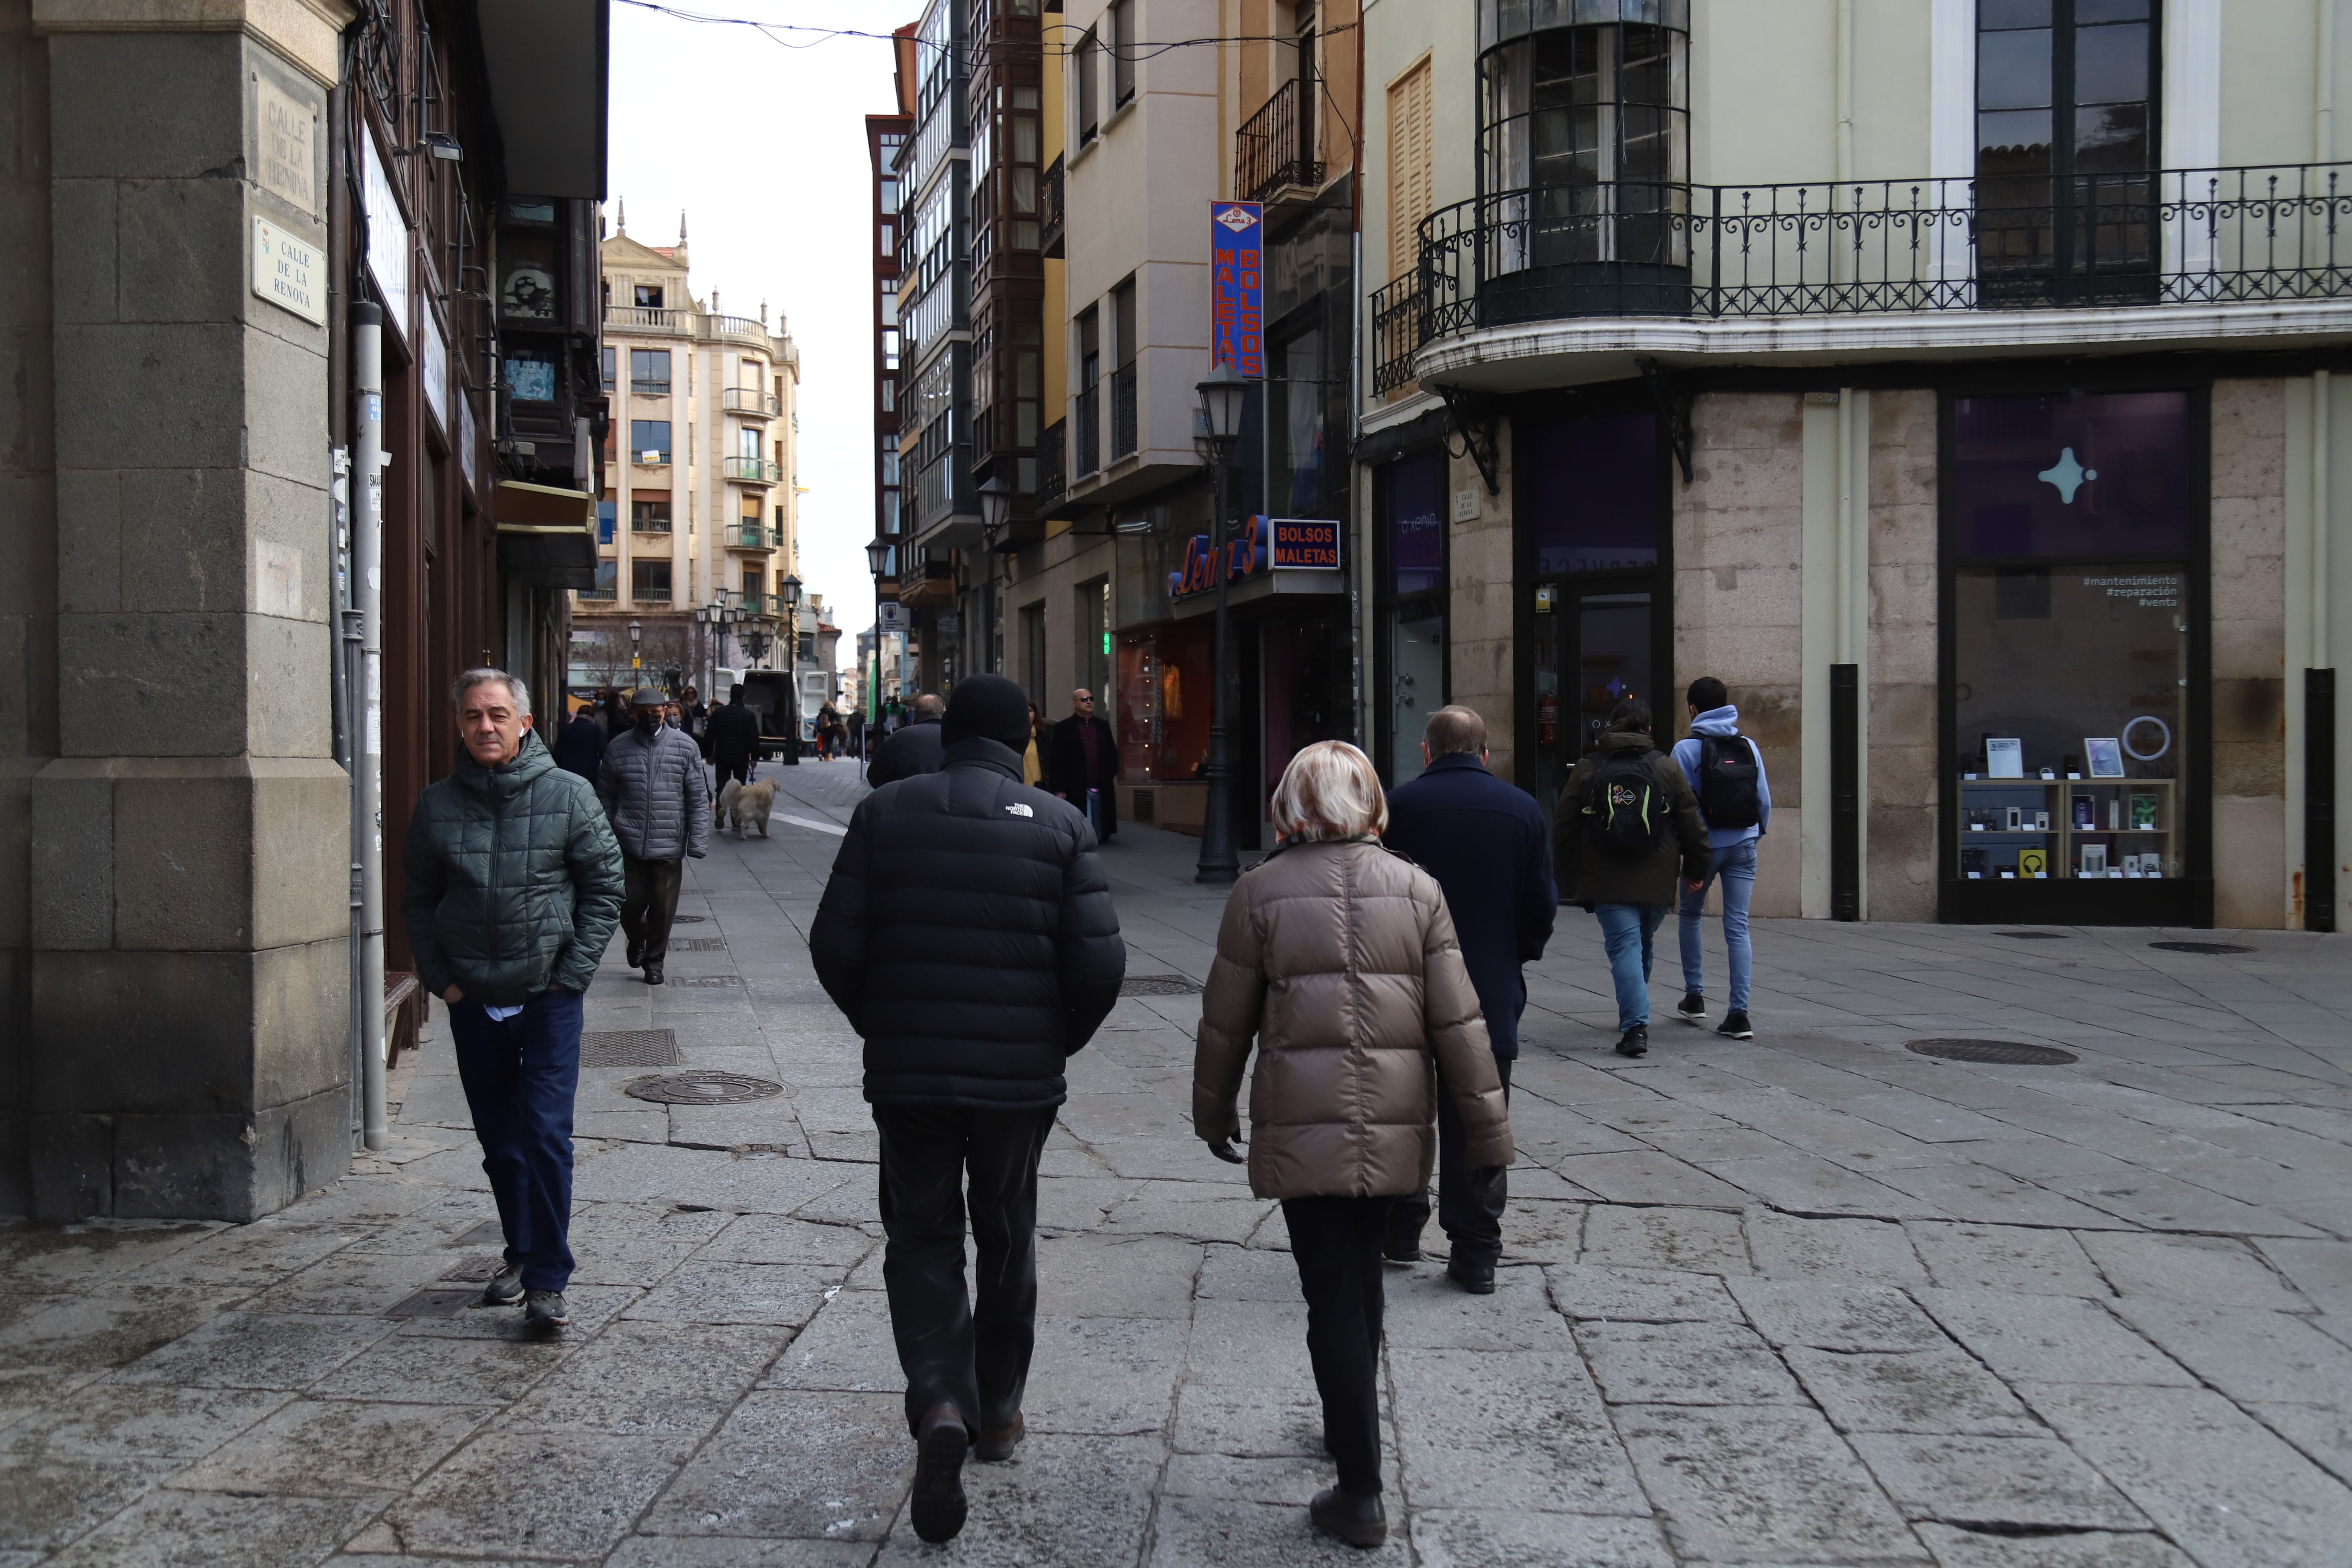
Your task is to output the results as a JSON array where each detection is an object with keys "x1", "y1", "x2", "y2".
[
  {"x1": 627, "y1": 616, "x2": 642, "y2": 691},
  {"x1": 1193, "y1": 361, "x2": 1249, "y2": 885},
  {"x1": 977, "y1": 475, "x2": 1012, "y2": 675},
  {"x1": 694, "y1": 596, "x2": 728, "y2": 695},
  {"x1": 779, "y1": 573, "x2": 804, "y2": 764},
  {"x1": 866, "y1": 539, "x2": 891, "y2": 725}
]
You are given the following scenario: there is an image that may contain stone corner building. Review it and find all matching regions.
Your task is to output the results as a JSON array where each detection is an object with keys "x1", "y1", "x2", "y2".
[{"x1": 2, "y1": 0, "x2": 609, "y2": 1220}]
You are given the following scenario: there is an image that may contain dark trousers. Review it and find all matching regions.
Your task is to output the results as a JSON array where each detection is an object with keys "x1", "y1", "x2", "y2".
[
  {"x1": 620, "y1": 853, "x2": 683, "y2": 966},
  {"x1": 448, "y1": 988, "x2": 583, "y2": 1292},
  {"x1": 1387, "y1": 1056, "x2": 1514, "y2": 1268},
  {"x1": 873, "y1": 1103, "x2": 1058, "y2": 1437},
  {"x1": 1284, "y1": 1194, "x2": 1397, "y2": 1497}
]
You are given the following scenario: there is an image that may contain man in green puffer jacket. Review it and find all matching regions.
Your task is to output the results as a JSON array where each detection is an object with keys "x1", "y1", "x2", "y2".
[{"x1": 403, "y1": 668, "x2": 624, "y2": 1333}]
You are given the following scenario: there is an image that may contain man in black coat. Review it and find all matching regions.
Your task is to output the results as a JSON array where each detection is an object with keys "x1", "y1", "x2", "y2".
[
  {"x1": 551, "y1": 703, "x2": 607, "y2": 783},
  {"x1": 811, "y1": 674, "x2": 1124, "y2": 1544},
  {"x1": 1378, "y1": 704, "x2": 1557, "y2": 1293},
  {"x1": 1046, "y1": 687, "x2": 1118, "y2": 840},
  {"x1": 706, "y1": 688, "x2": 762, "y2": 797},
  {"x1": 865, "y1": 691, "x2": 945, "y2": 787}
]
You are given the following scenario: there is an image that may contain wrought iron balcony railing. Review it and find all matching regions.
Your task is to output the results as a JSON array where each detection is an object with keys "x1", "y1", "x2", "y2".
[
  {"x1": 724, "y1": 387, "x2": 781, "y2": 418},
  {"x1": 1037, "y1": 416, "x2": 1066, "y2": 508},
  {"x1": 1236, "y1": 77, "x2": 1322, "y2": 205},
  {"x1": 730, "y1": 524, "x2": 780, "y2": 550},
  {"x1": 723, "y1": 456, "x2": 781, "y2": 484},
  {"x1": 1378, "y1": 164, "x2": 2352, "y2": 392},
  {"x1": 1073, "y1": 383, "x2": 1100, "y2": 479},
  {"x1": 1110, "y1": 360, "x2": 1138, "y2": 461},
  {"x1": 1041, "y1": 153, "x2": 1065, "y2": 259}
]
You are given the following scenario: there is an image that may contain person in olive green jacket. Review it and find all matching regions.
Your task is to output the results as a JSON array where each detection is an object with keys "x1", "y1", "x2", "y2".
[
  {"x1": 403, "y1": 668, "x2": 623, "y2": 1332},
  {"x1": 1553, "y1": 696, "x2": 1710, "y2": 1060}
]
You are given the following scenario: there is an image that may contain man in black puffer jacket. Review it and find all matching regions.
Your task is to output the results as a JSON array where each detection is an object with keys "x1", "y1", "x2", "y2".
[
  {"x1": 403, "y1": 669, "x2": 623, "y2": 1333},
  {"x1": 811, "y1": 674, "x2": 1124, "y2": 1545},
  {"x1": 598, "y1": 686, "x2": 711, "y2": 985}
]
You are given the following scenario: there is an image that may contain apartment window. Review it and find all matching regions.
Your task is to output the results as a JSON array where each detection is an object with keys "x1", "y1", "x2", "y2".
[
  {"x1": 880, "y1": 276, "x2": 900, "y2": 328},
  {"x1": 1387, "y1": 58, "x2": 1435, "y2": 285},
  {"x1": 600, "y1": 346, "x2": 616, "y2": 392},
  {"x1": 634, "y1": 283, "x2": 665, "y2": 308},
  {"x1": 629, "y1": 348, "x2": 671, "y2": 396},
  {"x1": 743, "y1": 566, "x2": 764, "y2": 601},
  {"x1": 880, "y1": 376, "x2": 897, "y2": 412},
  {"x1": 583, "y1": 561, "x2": 617, "y2": 601},
  {"x1": 632, "y1": 559, "x2": 673, "y2": 603},
  {"x1": 1109, "y1": 0, "x2": 1135, "y2": 107},
  {"x1": 629, "y1": 420, "x2": 672, "y2": 464},
  {"x1": 632, "y1": 495, "x2": 673, "y2": 532},
  {"x1": 883, "y1": 328, "x2": 901, "y2": 371},
  {"x1": 1076, "y1": 29, "x2": 1099, "y2": 144},
  {"x1": 1977, "y1": 0, "x2": 2158, "y2": 302},
  {"x1": 1478, "y1": 5, "x2": 1690, "y2": 270},
  {"x1": 598, "y1": 499, "x2": 616, "y2": 544},
  {"x1": 740, "y1": 426, "x2": 763, "y2": 459}
]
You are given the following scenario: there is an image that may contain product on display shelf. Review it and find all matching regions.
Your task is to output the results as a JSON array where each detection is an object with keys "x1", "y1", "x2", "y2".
[
  {"x1": 2019, "y1": 848, "x2": 2048, "y2": 879},
  {"x1": 1986, "y1": 737, "x2": 2025, "y2": 779},
  {"x1": 2080, "y1": 843, "x2": 2108, "y2": 877},
  {"x1": 2034, "y1": 809, "x2": 2051, "y2": 831},
  {"x1": 2084, "y1": 737, "x2": 2124, "y2": 778},
  {"x1": 2130, "y1": 794, "x2": 2158, "y2": 831},
  {"x1": 2073, "y1": 795, "x2": 2095, "y2": 829},
  {"x1": 2005, "y1": 806, "x2": 2022, "y2": 831}
]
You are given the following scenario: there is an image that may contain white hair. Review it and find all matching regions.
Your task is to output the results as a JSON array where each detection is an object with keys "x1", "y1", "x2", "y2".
[
  {"x1": 452, "y1": 668, "x2": 530, "y2": 715},
  {"x1": 1270, "y1": 741, "x2": 1388, "y2": 842}
]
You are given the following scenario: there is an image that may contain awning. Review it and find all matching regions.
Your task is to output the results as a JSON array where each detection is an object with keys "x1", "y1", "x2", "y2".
[
  {"x1": 476, "y1": 0, "x2": 609, "y2": 199},
  {"x1": 493, "y1": 479, "x2": 595, "y2": 531}
]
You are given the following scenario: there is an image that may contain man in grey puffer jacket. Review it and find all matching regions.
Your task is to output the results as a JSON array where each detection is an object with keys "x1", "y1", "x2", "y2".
[
  {"x1": 598, "y1": 686, "x2": 711, "y2": 984},
  {"x1": 403, "y1": 668, "x2": 623, "y2": 1332}
]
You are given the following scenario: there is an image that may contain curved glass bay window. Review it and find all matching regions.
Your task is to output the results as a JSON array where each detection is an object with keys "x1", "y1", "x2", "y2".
[
  {"x1": 1476, "y1": 0, "x2": 1689, "y2": 317},
  {"x1": 1946, "y1": 391, "x2": 2204, "y2": 923}
]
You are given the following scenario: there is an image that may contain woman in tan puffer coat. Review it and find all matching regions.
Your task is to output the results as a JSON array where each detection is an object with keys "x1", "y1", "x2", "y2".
[{"x1": 1193, "y1": 740, "x2": 1513, "y2": 1548}]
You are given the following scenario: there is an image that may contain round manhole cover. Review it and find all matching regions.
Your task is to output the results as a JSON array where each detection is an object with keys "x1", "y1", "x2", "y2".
[
  {"x1": 622, "y1": 1072, "x2": 790, "y2": 1105},
  {"x1": 1122, "y1": 974, "x2": 1200, "y2": 996},
  {"x1": 2150, "y1": 940, "x2": 2254, "y2": 956},
  {"x1": 1995, "y1": 930, "x2": 2067, "y2": 940},
  {"x1": 1907, "y1": 1038, "x2": 2080, "y2": 1066}
]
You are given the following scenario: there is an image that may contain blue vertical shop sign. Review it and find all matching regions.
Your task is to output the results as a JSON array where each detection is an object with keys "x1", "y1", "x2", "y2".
[{"x1": 1210, "y1": 202, "x2": 1265, "y2": 377}]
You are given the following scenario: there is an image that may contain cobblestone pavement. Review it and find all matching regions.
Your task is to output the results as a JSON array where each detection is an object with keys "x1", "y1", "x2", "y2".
[{"x1": 5, "y1": 756, "x2": 2350, "y2": 1566}]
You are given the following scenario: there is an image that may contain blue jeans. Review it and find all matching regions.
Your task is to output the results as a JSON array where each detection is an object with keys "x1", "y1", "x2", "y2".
[
  {"x1": 449, "y1": 987, "x2": 584, "y2": 1292},
  {"x1": 1678, "y1": 839, "x2": 1758, "y2": 1012},
  {"x1": 1596, "y1": 903, "x2": 1669, "y2": 1033}
]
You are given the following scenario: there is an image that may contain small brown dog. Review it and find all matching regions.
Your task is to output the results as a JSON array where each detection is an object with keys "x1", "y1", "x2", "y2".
[{"x1": 717, "y1": 777, "x2": 779, "y2": 838}]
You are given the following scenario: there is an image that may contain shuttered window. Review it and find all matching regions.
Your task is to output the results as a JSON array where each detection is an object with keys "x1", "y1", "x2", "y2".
[{"x1": 1387, "y1": 59, "x2": 1434, "y2": 285}]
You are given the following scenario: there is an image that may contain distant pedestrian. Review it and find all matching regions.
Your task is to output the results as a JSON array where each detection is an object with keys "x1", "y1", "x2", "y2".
[
  {"x1": 845, "y1": 704, "x2": 867, "y2": 761},
  {"x1": 401, "y1": 669, "x2": 622, "y2": 1334},
  {"x1": 597, "y1": 686, "x2": 710, "y2": 986},
  {"x1": 866, "y1": 692, "x2": 945, "y2": 787},
  {"x1": 1047, "y1": 687, "x2": 1118, "y2": 841},
  {"x1": 1022, "y1": 703, "x2": 1045, "y2": 787},
  {"x1": 1553, "y1": 696, "x2": 1709, "y2": 1059},
  {"x1": 811, "y1": 674, "x2": 1124, "y2": 1544},
  {"x1": 707, "y1": 686, "x2": 761, "y2": 798},
  {"x1": 1195, "y1": 741, "x2": 1512, "y2": 1549},
  {"x1": 1672, "y1": 677, "x2": 1771, "y2": 1041},
  {"x1": 885, "y1": 695, "x2": 907, "y2": 734},
  {"x1": 816, "y1": 701, "x2": 842, "y2": 760},
  {"x1": 1378, "y1": 705, "x2": 1555, "y2": 1292},
  {"x1": 551, "y1": 701, "x2": 608, "y2": 784}
]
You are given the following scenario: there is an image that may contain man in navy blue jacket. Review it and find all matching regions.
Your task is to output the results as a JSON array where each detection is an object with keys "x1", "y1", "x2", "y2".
[{"x1": 1378, "y1": 704, "x2": 1557, "y2": 1292}]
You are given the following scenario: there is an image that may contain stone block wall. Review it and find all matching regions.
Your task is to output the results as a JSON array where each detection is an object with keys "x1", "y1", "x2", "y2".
[
  {"x1": 1449, "y1": 426, "x2": 1514, "y2": 782},
  {"x1": 1674, "y1": 392, "x2": 1805, "y2": 917},
  {"x1": 2210, "y1": 378, "x2": 2288, "y2": 929},
  {"x1": 1867, "y1": 388, "x2": 1940, "y2": 924}
]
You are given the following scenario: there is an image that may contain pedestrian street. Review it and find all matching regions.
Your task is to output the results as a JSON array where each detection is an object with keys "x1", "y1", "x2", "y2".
[{"x1": 4, "y1": 756, "x2": 2349, "y2": 1567}]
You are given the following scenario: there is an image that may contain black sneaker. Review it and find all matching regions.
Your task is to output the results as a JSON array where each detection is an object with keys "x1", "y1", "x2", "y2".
[
  {"x1": 644, "y1": 963, "x2": 664, "y2": 986},
  {"x1": 910, "y1": 1404, "x2": 969, "y2": 1542},
  {"x1": 1676, "y1": 991, "x2": 1707, "y2": 1024},
  {"x1": 626, "y1": 939, "x2": 644, "y2": 969},
  {"x1": 1718, "y1": 1011, "x2": 1754, "y2": 1040},
  {"x1": 476, "y1": 1263, "x2": 524, "y2": 1308},
  {"x1": 1614, "y1": 1025, "x2": 1649, "y2": 1058},
  {"x1": 524, "y1": 1290, "x2": 570, "y2": 1331},
  {"x1": 1446, "y1": 1256, "x2": 1496, "y2": 1294}
]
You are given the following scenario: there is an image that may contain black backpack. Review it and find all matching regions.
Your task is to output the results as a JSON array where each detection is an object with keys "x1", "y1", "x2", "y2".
[
  {"x1": 1695, "y1": 735, "x2": 1761, "y2": 829},
  {"x1": 1583, "y1": 748, "x2": 1669, "y2": 858}
]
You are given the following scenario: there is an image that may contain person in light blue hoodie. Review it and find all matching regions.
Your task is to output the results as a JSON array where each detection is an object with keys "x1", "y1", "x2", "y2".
[{"x1": 1671, "y1": 677, "x2": 1770, "y2": 1040}]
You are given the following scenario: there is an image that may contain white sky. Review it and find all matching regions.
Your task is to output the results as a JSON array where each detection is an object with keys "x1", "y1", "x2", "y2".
[{"x1": 607, "y1": 0, "x2": 911, "y2": 666}]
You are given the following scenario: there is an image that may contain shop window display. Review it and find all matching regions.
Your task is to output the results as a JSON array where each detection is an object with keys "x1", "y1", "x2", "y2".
[{"x1": 1949, "y1": 391, "x2": 2194, "y2": 901}]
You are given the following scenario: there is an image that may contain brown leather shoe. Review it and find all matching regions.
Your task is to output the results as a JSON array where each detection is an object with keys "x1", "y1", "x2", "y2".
[
  {"x1": 975, "y1": 1412, "x2": 1025, "y2": 1462},
  {"x1": 910, "y1": 1402, "x2": 969, "y2": 1542}
]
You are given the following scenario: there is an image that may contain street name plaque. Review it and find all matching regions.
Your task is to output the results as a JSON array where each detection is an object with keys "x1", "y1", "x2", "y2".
[{"x1": 251, "y1": 217, "x2": 325, "y2": 325}]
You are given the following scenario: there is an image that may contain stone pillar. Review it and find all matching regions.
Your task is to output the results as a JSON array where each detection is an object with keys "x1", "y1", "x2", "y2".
[
  {"x1": 18, "y1": 0, "x2": 353, "y2": 1219},
  {"x1": 1449, "y1": 426, "x2": 1514, "y2": 781}
]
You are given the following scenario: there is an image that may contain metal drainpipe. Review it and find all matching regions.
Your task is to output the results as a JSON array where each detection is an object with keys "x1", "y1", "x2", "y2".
[{"x1": 354, "y1": 302, "x2": 390, "y2": 1150}]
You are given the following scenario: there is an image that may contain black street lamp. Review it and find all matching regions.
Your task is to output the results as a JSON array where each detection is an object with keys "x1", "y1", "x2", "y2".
[
  {"x1": 865, "y1": 540, "x2": 891, "y2": 724},
  {"x1": 628, "y1": 617, "x2": 642, "y2": 691},
  {"x1": 1193, "y1": 361, "x2": 1249, "y2": 885},
  {"x1": 977, "y1": 476, "x2": 1012, "y2": 676},
  {"x1": 779, "y1": 573, "x2": 804, "y2": 763}
]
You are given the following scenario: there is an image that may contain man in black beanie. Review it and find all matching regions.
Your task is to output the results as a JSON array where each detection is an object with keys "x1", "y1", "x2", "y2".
[{"x1": 810, "y1": 672, "x2": 1125, "y2": 1544}]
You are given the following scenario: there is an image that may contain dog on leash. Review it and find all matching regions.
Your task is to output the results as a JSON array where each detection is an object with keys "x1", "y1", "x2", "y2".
[{"x1": 717, "y1": 777, "x2": 779, "y2": 838}]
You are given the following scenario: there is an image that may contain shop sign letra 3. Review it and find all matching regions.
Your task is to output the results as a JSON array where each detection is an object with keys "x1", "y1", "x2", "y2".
[{"x1": 1170, "y1": 517, "x2": 1341, "y2": 599}]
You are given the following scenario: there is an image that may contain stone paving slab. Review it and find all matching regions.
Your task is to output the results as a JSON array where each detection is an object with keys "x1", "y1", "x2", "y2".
[{"x1": 2, "y1": 756, "x2": 2347, "y2": 1565}]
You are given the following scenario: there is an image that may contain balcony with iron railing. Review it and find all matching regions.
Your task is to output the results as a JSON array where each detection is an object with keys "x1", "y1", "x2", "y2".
[
  {"x1": 1110, "y1": 360, "x2": 1138, "y2": 461},
  {"x1": 724, "y1": 387, "x2": 781, "y2": 418},
  {"x1": 1040, "y1": 153, "x2": 1064, "y2": 259},
  {"x1": 1374, "y1": 164, "x2": 2352, "y2": 394},
  {"x1": 723, "y1": 455, "x2": 782, "y2": 485},
  {"x1": 1073, "y1": 382, "x2": 1100, "y2": 479},
  {"x1": 1037, "y1": 416, "x2": 1066, "y2": 508},
  {"x1": 729, "y1": 524, "x2": 781, "y2": 550},
  {"x1": 1236, "y1": 77, "x2": 1323, "y2": 207}
]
